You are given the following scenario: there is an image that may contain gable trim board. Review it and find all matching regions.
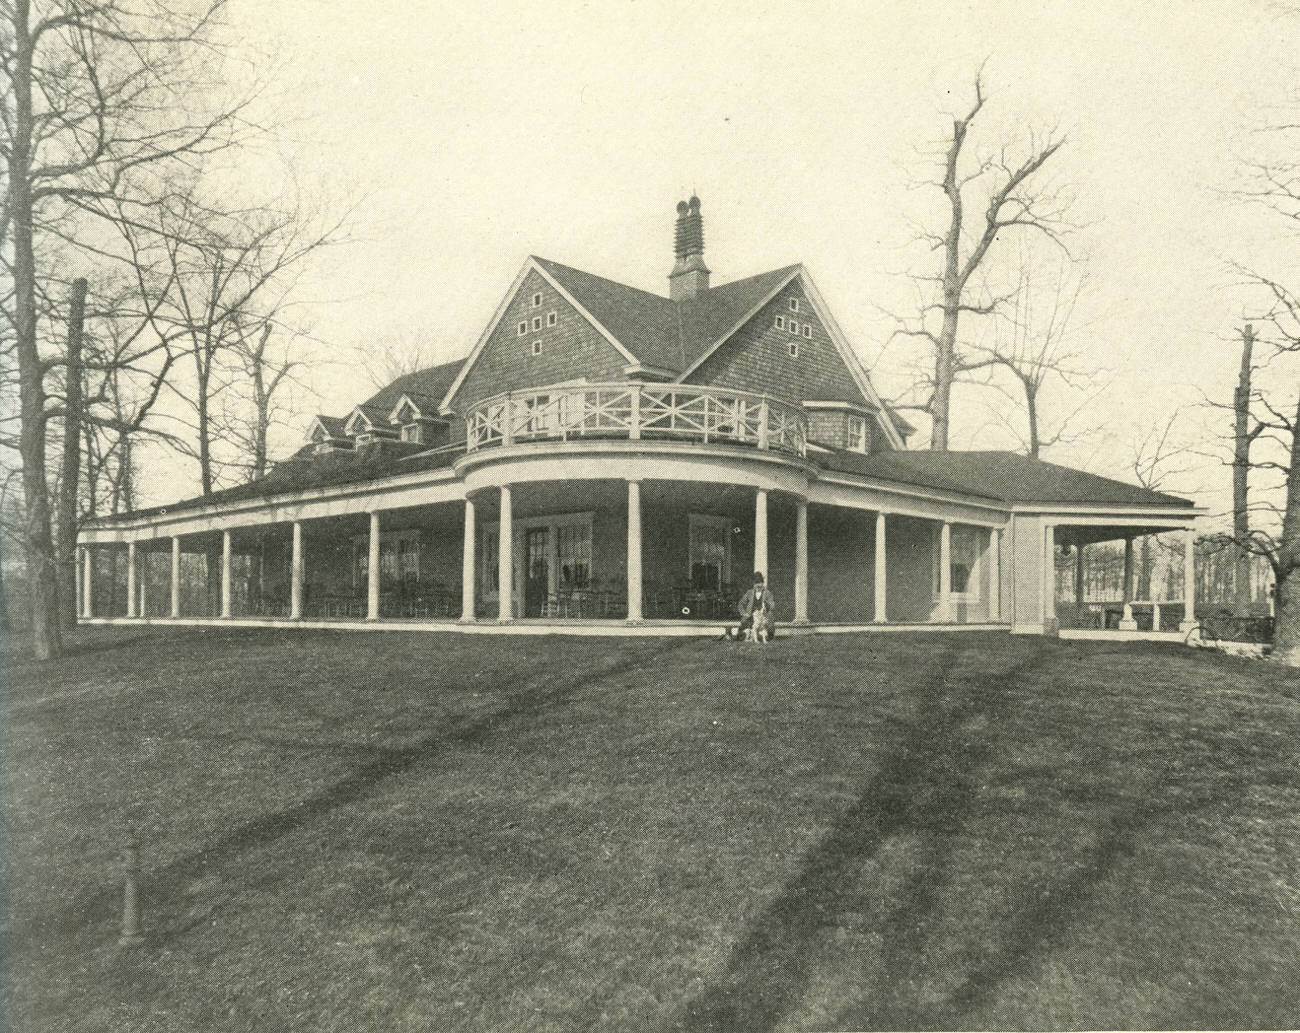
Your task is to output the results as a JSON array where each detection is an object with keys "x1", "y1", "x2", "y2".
[{"x1": 438, "y1": 257, "x2": 638, "y2": 414}]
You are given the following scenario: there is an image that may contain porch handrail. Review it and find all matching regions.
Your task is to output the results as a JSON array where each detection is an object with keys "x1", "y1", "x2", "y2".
[{"x1": 464, "y1": 382, "x2": 809, "y2": 457}]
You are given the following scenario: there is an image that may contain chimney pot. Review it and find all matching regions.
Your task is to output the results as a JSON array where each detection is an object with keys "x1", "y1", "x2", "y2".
[{"x1": 669, "y1": 195, "x2": 710, "y2": 301}]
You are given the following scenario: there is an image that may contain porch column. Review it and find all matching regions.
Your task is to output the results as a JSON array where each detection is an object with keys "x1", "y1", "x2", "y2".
[
  {"x1": 290, "y1": 522, "x2": 303, "y2": 620},
  {"x1": 874, "y1": 511, "x2": 887, "y2": 623},
  {"x1": 171, "y1": 537, "x2": 181, "y2": 618},
  {"x1": 988, "y1": 527, "x2": 1001, "y2": 621},
  {"x1": 498, "y1": 486, "x2": 513, "y2": 621},
  {"x1": 83, "y1": 546, "x2": 94, "y2": 618},
  {"x1": 220, "y1": 530, "x2": 232, "y2": 618},
  {"x1": 626, "y1": 480, "x2": 643, "y2": 623},
  {"x1": 460, "y1": 498, "x2": 476, "y2": 622},
  {"x1": 1043, "y1": 523, "x2": 1057, "y2": 631},
  {"x1": 367, "y1": 511, "x2": 381, "y2": 620},
  {"x1": 1074, "y1": 539, "x2": 1085, "y2": 607},
  {"x1": 754, "y1": 489, "x2": 768, "y2": 579},
  {"x1": 75, "y1": 545, "x2": 83, "y2": 622},
  {"x1": 126, "y1": 541, "x2": 137, "y2": 618},
  {"x1": 937, "y1": 522, "x2": 952, "y2": 622},
  {"x1": 1119, "y1": 535, "x2": 1137, "y2": 630},
  {"x1": 793, "y1": 496, "x2": 808, "y2": 624},
  {"x1": 1180, "y1": 525, "x2": 1197, "y2": 631},
  {"x1": 138, "y1": 554, "x2": 147, "y2": 618}
]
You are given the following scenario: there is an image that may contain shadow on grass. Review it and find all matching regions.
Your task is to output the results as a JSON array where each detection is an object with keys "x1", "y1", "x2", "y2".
[
  {"x1": 13, "y1": 638, "x2": 691, "y2": 951},
  {"x1": 673, "y1": 648, "x2": 1194, "y2": 1033}
]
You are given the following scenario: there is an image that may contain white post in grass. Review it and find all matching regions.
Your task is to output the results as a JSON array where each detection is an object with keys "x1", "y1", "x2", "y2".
[
  {"x1": 498, "y1": 486, "x2": 513, "y2": 621},
  {"x1": 84, "y1": 546, "x2": 94, "y2": 618},
  {"x1": 290, "y1": 521, "x2": 304, "y2": 620},
  {"x1": 874, "y1": 511, "x2": 887, "y2": 623},
  {"x1": 171, "y1": 537, "x2": 181, "y2": 618},
  {"x1": 461, "y1": 498, "x2": 477, "y2": 622},
  {"x1": 794, "y1": 496, "x2": 809, "y2": 624},
  {"x1": 937, "y1": 522, "x2": 952, "y2": 622},
  {"x1": 626, "y1": 479, "x2": 643, "y2": 623},
  {"x1": 367, "y1": 511, "x2": 381, "y2": 620},
  {"x1": 753, "y1": 489, "x2": 768, "y2": 579},
  {"x1": 221, "y1": 530, "x2": 232, "y2": 618},
  {"x1": 1119, "y1": 535, "x2": 1137, "y2": 630},
  {"x1": 988, "y1": 526, "x2": 1001, "y2": 622},
  {"x1": 126, "y1": 541, "x2": 137, "y2": 618},
  {"x1": 1180, "y1": 524, "x2": 1197, "y2": 632}
]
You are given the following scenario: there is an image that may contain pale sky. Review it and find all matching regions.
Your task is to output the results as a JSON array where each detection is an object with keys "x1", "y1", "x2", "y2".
[{"x1": 144, "y1": 0, "x2": 1300, "y2": 518}]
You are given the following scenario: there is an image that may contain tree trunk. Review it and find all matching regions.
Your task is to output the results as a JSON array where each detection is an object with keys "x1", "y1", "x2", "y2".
[
  {"x1": 1271, "y1": 393, "x2": 1300, "y2": 666},
  {"x1": 56, "y1": 278, "x2": 89, "y2": 632},
  {"x1": 1233, "y1": 324, "x2": 1255, "y2": 615},
  {"x1": 8, "y1": 6, "x2": 62, "y2": 659}
]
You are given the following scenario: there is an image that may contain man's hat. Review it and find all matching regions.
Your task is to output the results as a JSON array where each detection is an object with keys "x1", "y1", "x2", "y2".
[{"x1": 752, "y1": 571, "x2": 765, "y2": 583}]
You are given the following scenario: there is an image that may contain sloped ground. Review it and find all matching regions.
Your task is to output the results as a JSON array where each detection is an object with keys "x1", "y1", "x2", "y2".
[{"x1": 3, "y1": 628, "x2": 1297, "y2": 1032}]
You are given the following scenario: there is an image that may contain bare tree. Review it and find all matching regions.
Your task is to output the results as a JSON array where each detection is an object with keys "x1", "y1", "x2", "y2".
[
  {"x1": 892, "y1": 70, "x2": 1072, "y2": 451},
  {"x1": 219, "y1": 319, "x2": 305, "y2": 482},
  {"x1": 1, "y1": 0, "x2": 247, "y2": 658},
  {"x1": 360, "y1": 332, "x2": 443, "y2": 391}
]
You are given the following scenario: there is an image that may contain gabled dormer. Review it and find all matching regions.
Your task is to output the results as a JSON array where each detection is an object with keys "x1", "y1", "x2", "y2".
[
  {"x1": 308, "y1": 415, "x2": 354, "y2": 454},
  {"x1": 344, "y1": 405, "x2": 400, "y2": 445},
  {"x1": 387, "y1": 393, "x2": 451, "y2": 447}
]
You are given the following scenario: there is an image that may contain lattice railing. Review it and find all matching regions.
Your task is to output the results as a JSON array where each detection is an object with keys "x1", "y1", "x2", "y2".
[{"x1": 465, "y1": 383, "x2": 808, "y2": 456}]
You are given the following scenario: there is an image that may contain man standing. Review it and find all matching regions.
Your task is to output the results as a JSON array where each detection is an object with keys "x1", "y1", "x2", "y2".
[{"x1": 737, "y1": 571, "x2": 776, "y2": 641}]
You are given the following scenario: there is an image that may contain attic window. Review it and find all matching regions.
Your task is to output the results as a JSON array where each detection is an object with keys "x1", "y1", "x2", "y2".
[
  {"x1": 789, "y1": 298, "x2": 799, "y2": 312},
  {"x1": 517, "y1": 321, "x2": 527, "y2": 336},
  {"x1": 547, "y1": 311, "x2": 557, "y2": 327},
  {"x1": 774, "y1": 315, "x2": 785, "y2": 330},
  {"x1": 532, "y1": 292, "x2": 542, "y2": 307},
  {"x1": 788, "y1": 342, "x2": 799, "y2": 358},
  {"x1": 789, "y1": 320, "x2": 799, "y2": 335},
  {"x1": 532, "y1": 316, "x2": 543, "y2": 331},
  {"x1": 802, "y1": 323, "x2": 812, "y2": 339},
  {"x1": 531, "y1": 340, "x2": 543, "y2": 356}
]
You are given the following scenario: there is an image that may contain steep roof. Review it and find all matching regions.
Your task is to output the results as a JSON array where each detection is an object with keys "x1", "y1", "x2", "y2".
[
  {"x1": 819, "y1": 450, "x2": 1194, "y2": 508},
  {"x1": 362, "y1": 360, "x2": 464, "y2": 416},
  {"x1": 532, "y1": 256, "x2": 801, "y2": 375}
]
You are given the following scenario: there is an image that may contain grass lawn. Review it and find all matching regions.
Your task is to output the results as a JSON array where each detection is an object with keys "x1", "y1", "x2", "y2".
[{"x1": 3, "y1": 627, "x2": 1299, "y2": 1032}]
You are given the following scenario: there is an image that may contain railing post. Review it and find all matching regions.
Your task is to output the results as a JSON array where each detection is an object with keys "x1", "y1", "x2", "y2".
[
  {"x1": 758, "y1": 399, "x2": 770, "y2": 450},
  {"x1": 630, "y1": 385, "x2": 641, "y2": 440},
  {"x1": 502, "y1": 394, "x2": 514, "y2": 447},
  {"x1": 466, "y1": 416, "x2": 476, "y2": 451}
]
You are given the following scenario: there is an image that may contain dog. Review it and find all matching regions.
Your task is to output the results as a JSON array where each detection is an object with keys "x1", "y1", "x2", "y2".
[{"x1": 742, "y1": 613, "x2": 773, "y2": 644}]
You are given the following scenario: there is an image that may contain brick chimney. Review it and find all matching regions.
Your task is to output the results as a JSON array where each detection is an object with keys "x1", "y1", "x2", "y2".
[{"x1": 668, "y1": 195, "x2": 710, "y2": 301}]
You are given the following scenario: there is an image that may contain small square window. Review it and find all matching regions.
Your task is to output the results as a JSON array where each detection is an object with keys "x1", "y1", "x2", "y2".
[
  {"x1": 517, "y1": 321, "x2": 527, "y2": 336},
  {"x1": 789, "y1": 298, "x2": 799, "y2": 312},
  {"x1": 531, "y1": 340, "x2": 542, "y2": 356},
  {"x1": 547, "y1": 311, "x2": 557, "y2": 327},
  {"x1": 788, "y1": 342, "x2": 799, "y2": 358},
  {"x1": 789, "y1": 320, "x2": 799, "y2": 335},
  {"x1": 532, "y1": 316, "x2": 542, "y2": 331},
  {"x1": 775, "y1": 315, "x2": 785, "y2": 330},
  {"x1": 532, "y1": 292, "x2": 542, "y2": 307},
  {"x1": 802, "y1": 323, "x2": 812, "y2": 339}
]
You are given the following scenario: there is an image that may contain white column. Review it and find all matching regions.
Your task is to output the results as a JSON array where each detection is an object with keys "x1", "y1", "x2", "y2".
[
  {"x1": 171, "y1": 537, "x2": 181, "y2": 618},
  {"x1": 794, "y1": 496, "x2": 808, "y2": 623},
  {"x1": 220, "y1": 530, "x2": 232, "y2": 618},
  {"x1": 938, "y1": 522, "x2": 952, "y2": 622},
  {"x1": 75, "y1": 545, "x2": 83, "y2": 621},
  {"x1": 461, "y1": 498, "x2": 477, "y2": 622},
  {"x1": 126, "y1": 541, "x2": 137, "y2": 618},
  {"x1": 290, "y1": 522, "x2": 304, "y2": 620},
  {"x1": 626, "y1": 480, "x2": 643, "y2": 623},
  {"x1": 138, "y1": 555, "x2": 147, "y2": 618},
  {"x1": 1180, "y1": 525, "x2": 1197, "y2": 630},
  {"x1": 988, "y1": 527, "x2": 1002, "y2": 622},
  {"x1": 83, "y1": 546, "x2": 94, "y2": 618},
  {"x1": 1119, "y1": 535, "x2": 1137, "y2": 630},
  {"x1": 1074, "y1": 540, "x2": 1085, "y2": 606},
  {"x1": 367, "y1": 511, "x2": 381, "y2": 620},
  {"x1": 498, "y1": 486, "x2": 513, "y2": 621},
  {"x1": 753, "y1": 489, "x2": 768, "y2": 579},
  {"x1": 1043, "y1": 523, "x2": 1056, "y2": 630},
  {"x1": 874, "y1": 512, "x2": 887, "y2": 623}
]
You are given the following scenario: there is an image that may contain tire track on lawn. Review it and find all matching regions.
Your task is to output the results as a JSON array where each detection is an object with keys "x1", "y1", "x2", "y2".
[{"x1": 9, "y1": 637, "x2": 697, "y2": 949}]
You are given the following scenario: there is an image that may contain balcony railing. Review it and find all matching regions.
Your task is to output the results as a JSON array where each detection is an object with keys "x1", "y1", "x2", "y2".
[{"x1": 465, "y1": 383, "x2": 809, "y2": 457}]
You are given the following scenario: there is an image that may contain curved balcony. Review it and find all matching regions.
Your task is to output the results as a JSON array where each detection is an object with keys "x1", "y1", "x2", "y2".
[{"x1": 465, "y1": 383, "x2": 808, "y2": 457}]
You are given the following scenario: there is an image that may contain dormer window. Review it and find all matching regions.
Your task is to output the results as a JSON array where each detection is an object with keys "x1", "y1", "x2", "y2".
[
  {"x1": 848, "y1": 416, "x2": 868, "y2": 453},
  {"x1": 532, "y1": 292, "x2": 542, "y2": 307},
  {"x1": 517, "y1": 321, "x2": 527, "y2": 336},
  {"x1": 547, "y1": 311, "x2": 557, "y2": 327},
  {"x1": 401, "y1": 423, "x2": 423, "y2": 443},
  {"x1": 789, "y1": 298, "x2": 799, "y2": 312},
  {"x1": 531, "y1": 340, "x2": 543, "y2": 356},
  {"x1": 802, "y1": 323, "x2": 812, "y2": 339},
  {"x1": 774, "y1": 315, "x2": 785, "y2": 330}
]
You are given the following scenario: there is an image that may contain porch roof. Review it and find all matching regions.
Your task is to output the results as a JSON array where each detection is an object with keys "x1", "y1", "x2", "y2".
[{"x1": 818, "y1": 449, "x2": 1194, "y2": 508}]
